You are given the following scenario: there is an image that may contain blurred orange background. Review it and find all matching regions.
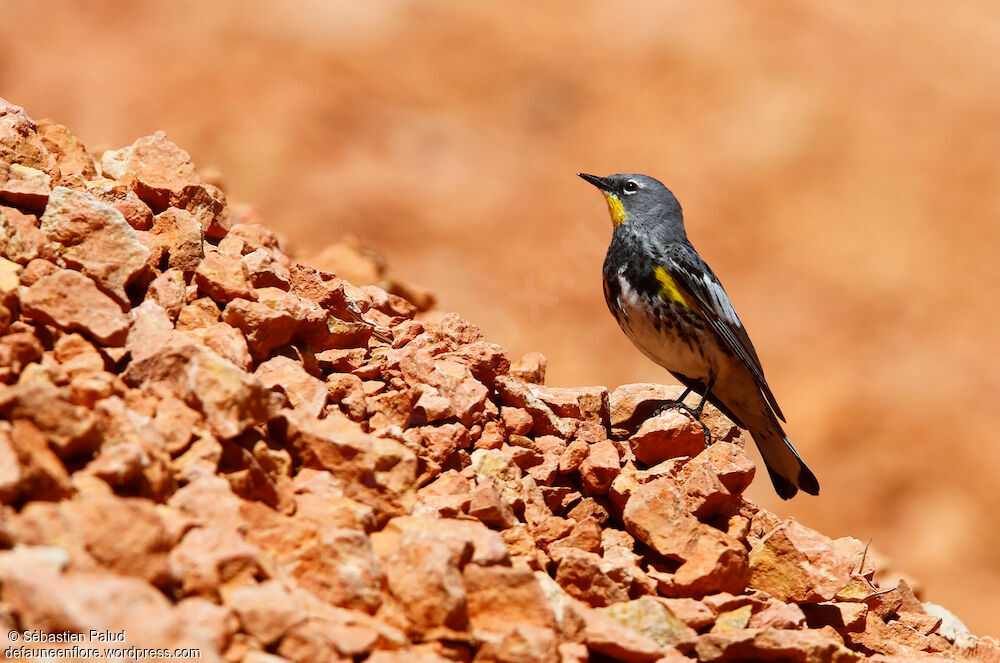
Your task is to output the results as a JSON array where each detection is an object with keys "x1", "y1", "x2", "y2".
[{"x1": 3, "y1": 0, "x2": 998, "y2": 635}]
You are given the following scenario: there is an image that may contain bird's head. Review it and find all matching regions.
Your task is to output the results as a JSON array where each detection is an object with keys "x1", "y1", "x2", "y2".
[{"x1": 578, "y1": 173, "x2": 683, "y2": 231}]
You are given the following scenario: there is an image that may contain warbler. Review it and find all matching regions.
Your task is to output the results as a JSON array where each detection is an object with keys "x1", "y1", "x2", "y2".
[{"x1": 579, "y1": 172, "x2": 819, "y2": 499}]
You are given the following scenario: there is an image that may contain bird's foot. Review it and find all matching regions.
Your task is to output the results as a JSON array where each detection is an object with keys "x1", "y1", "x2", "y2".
[
  {"x1": 651, "y1": 399, "x2": 691, "y2": 417},
  {"x1": 650, "y1": 399, "x2": 714, "y2": 447}
]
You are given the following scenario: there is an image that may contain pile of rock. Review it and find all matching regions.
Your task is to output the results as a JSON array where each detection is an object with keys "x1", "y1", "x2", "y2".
[{"x1": 0, "y1": 97, "x2": 995, "y2": 663}]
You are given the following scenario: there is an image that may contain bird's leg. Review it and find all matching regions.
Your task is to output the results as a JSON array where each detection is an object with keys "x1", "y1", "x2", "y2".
[
  {"x1": 692, "y1": 379, "x2": 715, "y2": 446},
  {"x1": 651, "y1": 387, "x2": 692, "y2": 417}
]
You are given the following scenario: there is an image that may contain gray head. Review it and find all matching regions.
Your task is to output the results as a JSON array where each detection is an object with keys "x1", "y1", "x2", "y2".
[{"x1": 578, "y1": 173, "x2": 685, "y2": 239}]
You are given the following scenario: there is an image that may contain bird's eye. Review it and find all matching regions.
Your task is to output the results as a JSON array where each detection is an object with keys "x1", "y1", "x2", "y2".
[{"x1": 623, "y1": 180, "x2": 639, "y2": 194}]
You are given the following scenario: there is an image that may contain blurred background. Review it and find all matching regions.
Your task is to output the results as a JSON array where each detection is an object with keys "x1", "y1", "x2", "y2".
[{"x1": 2, "y1": 0, "x2": 998, "y2": 634}]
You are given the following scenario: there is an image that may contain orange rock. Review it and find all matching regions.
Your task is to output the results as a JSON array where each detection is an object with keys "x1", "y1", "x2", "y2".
[
  {"x1": 578, "y1": 439, "x2": 621, "y2": 495},
  {"x1": 0, "y1": 162, "x2": 52, "y2": 211},
  {"x1": 748, "y1": 520, "x2": 858, "y2": 603},
  {"x1": 283, "y1": 528, "x2": 385, "y2": 615},
  {"x1": 530, "y1": 384, "x2": 610, "y2": 427},
  {"x1": 675, "y1": 442, "x2": 755, "y2": 519},
  {"x1": 494, "y1": 375, "x2": 576, "y2": 438},
  {"x1": 21, "y1": 269, "x2": 130, "y2": 345},
  {"x1": 187, "y1": 322, "x2": 253, "y2": 370},
  {"x1": 415, "y1": 470, "x2": 472, "y2": 517},
  {"x1": 255, "y1": 356, "x2": 327, "y2": 418},
  {"x1": 176, "y1": 296, "x2": 222, "y2": 329},
  {"x1": 596, "y1": 596, "x2": 697, "y2": 651},
  {"x1": 36, "y1": 120, "x2": 97, "y2": 184},
  {"x1": 195, "y1": 249, "x2": 257, "y2": 303},
  {"x1": 124, "y1": 341, "x2": 282, "y2": 440},
  {"x1": 695, "y1": 627, "x2": 857, "y2": 662},
  {"x1": 475, "y1": 624, "x2": 560, "y2": 663},
  {"x1": 372, "y1": 516, "x2": 510, "y2": 567},
  {"x1": 0, "y1": 380, "x2": 98, "y2": 457},
  {"x1": 747, "y1": 599, "x2": 807, "y2": 630},
  {"x1": 101, "y1": 131, "x2": 229, "y2": 237},
  {"x1": 1, "y1": 205, "x2": 50, "y2": 263},
  {"x1": 150, "y1": 207, "x2": 204, "y2": 273},
  {"x1": 654, "y1": 597, "x2": 716, "y2": 630},
  {"x1": 39, "y1": 187, "x2": 151, "y2": 304},
  {"x1": 623, "y1": 477, "x2": 749, "y2": 596},
  {"x1": 10, "y1": 495, "x2": 185, "y2": 587},
  {"x1": 628, "y1": 408, "x2": 706, "y2": 465},
  {"x1": 510, "y1": 351, "x2": 547, "y2": 384},
  {"x1": 243, "y1": 247, "x2": 291, "y2": 289},
  {"x1": 377, "y1": 529, "x2": 469, "y2": 637},
  {"x1": 0, "y1": 563, "x2": 223, "y2": 663},
  {"x1": 554, "y1": 549, "x2": 631, "y2": 607},
  {"x1": 567, "y1": 598, "x2": 670, "y2": 662},
  {"x1": 469, "y1": 478, "x2": 519, "y2": 529},
  {"x1": 280, "y1": 410, "x2": 417, "y2": 522},
  {"x1": 464, "y1": 563, "x2": 557, "y2": 639},
  {"x1": 609, "y1": 383, "x2": 685, "y2": 434},
  {"x1": 53, "y1": 332, "x2": 105, "y2": 377}
]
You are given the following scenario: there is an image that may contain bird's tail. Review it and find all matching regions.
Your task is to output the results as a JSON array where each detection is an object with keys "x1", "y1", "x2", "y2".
[{"x1": 755, "y1": 425, "x2": 820, "y2": 500}]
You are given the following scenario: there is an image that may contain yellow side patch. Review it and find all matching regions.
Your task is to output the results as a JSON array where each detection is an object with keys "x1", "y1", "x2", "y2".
[
  {"x1": 654, "y1": 266, "x2": 689, "y2": 307},
  {"x1": 603, "y1": 193, "x2": 626, "y2": 227}
]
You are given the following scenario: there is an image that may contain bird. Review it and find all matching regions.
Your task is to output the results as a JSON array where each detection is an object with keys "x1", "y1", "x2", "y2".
[{"x1": 579, "y1": 172, "x2": 818, "y2": 499}]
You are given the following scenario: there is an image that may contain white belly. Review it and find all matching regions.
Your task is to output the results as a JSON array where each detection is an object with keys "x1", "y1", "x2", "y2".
[{"x1": 614, "y1": 274, "x2": 721, "y2": 381}]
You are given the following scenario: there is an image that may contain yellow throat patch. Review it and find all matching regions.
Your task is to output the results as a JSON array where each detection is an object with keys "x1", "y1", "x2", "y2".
[
  {"x1": 653, "y1": 266, "x2": 690, "y2": 307},
  {"x1": 603, "y1": 193, "x2": 626, "y2": 227}
]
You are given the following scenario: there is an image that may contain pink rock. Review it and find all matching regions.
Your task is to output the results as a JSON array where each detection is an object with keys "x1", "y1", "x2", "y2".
[
  {"x1": 39, "y1": 187, "x2": 150, "y2": 304},
  {"x1": 21, "y1": 269, "x2": 129, "y2": 345}
]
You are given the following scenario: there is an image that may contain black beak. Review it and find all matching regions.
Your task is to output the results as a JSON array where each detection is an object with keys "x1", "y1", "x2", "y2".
[{"x1": 577, "y1": 172, "x2": 611, "y2": 191}]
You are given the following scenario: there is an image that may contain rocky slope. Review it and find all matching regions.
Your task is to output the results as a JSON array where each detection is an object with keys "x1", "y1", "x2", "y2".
[{"x1": 0, "y1": 97, "x2": 996, "y2": 663}]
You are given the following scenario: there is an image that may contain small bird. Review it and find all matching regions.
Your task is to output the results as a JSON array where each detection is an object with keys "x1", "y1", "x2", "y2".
[{"x1": 579, "y1": 172, "x2": 818, "y2": 499}]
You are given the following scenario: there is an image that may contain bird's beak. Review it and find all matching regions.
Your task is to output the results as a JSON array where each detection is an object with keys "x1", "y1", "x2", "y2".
[{"x1": 578, "y1": 173, "x2": 611, "y2": 192}]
